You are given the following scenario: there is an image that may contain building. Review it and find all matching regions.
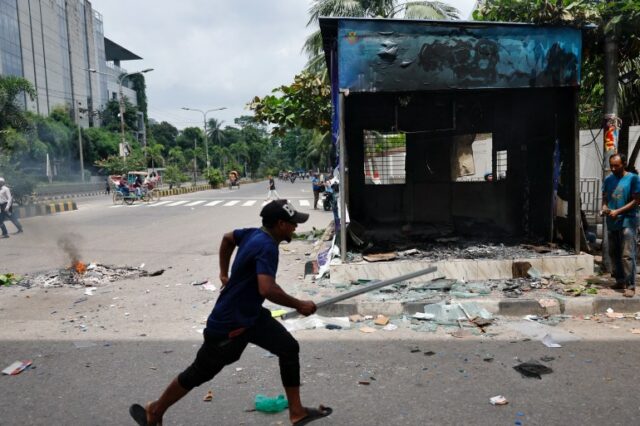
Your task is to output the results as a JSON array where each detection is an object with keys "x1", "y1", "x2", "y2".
[{"x1": 0, "y1": 0, "x2": 141, "y2": 127}]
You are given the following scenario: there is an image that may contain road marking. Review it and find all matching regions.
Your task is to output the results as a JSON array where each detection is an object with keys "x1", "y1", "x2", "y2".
[
  {"x1": 205, "y1": 200, "x2": 223, "y2": 206},
  {"x1": 262, "y1": 201, "x2": 269, "y2": 206},
  {"x1": 242, "y1": 200, "x2": 257, "y2": 206},
  {"x1": 185, "y1": 200, "x2": 206, "y2": 207},
  {"x1": 127, "y1": 204, "x2": 143, "y2": 208},
  {"x1": 223, "y1": 200, "x2": 240, "y2": 206},
  {"x1": 149, "y1": 201, "x2": 171, "y2": 207},
  {"x1": 109, "y1": 205, "x2": 124, "y2": 208},
  {"x1": 167, "y1": 200, "x2": 189, "y2": 206},
  {"x1": 299, "y1": 200, "x2": 310, "y2": 207}
]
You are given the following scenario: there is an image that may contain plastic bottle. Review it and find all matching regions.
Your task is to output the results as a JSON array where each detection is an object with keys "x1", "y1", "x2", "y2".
[{"x1": 254, "y1": 394, "x2": 289, "y2": 413}]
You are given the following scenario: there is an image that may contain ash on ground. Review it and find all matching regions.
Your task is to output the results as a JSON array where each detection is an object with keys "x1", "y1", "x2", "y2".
[{"x1": 18, "y1": 264, "x2": 163, "y2": 288}]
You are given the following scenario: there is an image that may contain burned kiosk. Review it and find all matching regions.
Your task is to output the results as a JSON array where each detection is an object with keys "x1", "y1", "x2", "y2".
[{"x1": 320, "y1": 18, "x2": 583, "y2": 258}]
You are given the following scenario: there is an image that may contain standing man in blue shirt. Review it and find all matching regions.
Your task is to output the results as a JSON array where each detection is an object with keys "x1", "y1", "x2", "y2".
[
  {"x1": 130, "y1": 200, "x2": 332, "y2": 426},
  {"x1": 311, "y1": 173, "x2": 321, "y2": 210},
  {"x1": 602, "y1": 153, "x2": 640, "y2": 298}
]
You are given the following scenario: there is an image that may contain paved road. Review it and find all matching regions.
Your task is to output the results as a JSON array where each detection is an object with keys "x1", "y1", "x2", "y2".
[
  {"x1": 2, "y1": 178, "x2": 639, "y2": 425},
  {"x1": 1, "y1": 179, "x2": 332, "y2": 275},
  {"x1": 1, "y1": 322, "x2": 639, "y2": 426}
]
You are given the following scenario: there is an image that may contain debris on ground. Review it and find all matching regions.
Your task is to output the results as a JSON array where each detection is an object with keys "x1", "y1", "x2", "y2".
[
  {"x1": 282, "y1": 315, "x2": 350, "y2": 332},
  {"x1": 513, "y1": 362, "x2": 553, "y2": 379},
  {"x1": 363, "y1": 252, "x2": 397, "y2": 262},
  {"x1": 489, "y1": 395, "x2": 509, "y2": 405},
  {"x1": 374, "y1": 315, "x2": 390, "y2": 326},
  {"x1": 606, "y1": 308, "x2": 624, "y2": 319},
  {"x1": 203, "y1": 390, "x2": 214, "y2": 402},
  {"x1": 2, "y1": 360, "x2": 32, "y2": 375},
  {"x1": 359, "y1": 326, "x2": 377, "y2": 333},
  {"x1": 541, "y1": 334, "x2": 562, "y2": 348},
  {"x1": 19, "y1": 264, "x2": 155, "y2": 288}
]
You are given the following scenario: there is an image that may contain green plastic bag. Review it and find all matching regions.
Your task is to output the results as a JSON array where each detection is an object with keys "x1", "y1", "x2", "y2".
[{"x1": 255, "y1": 394, "x2": 288, "y2": 413}]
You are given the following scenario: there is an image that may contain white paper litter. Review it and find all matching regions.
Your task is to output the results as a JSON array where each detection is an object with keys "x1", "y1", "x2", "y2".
[
  {"x1": 541, "y1": 334, "x2": 562, "y2": 348},
  {"x1": 382, "y1": 324, "x2": 398, "y2": 331},
  {"x1": 283, "y1": 314, "x2": 350, "y2": 332},
  {"x1": 489, "y1": 395, "x2": 508, "y2": 405},
  {"x1": 84, "y1": 287, "x2": 97, "y2": 296},
  {"x1": 413, "y1": 312, "x2": 435, "y2": 320}
]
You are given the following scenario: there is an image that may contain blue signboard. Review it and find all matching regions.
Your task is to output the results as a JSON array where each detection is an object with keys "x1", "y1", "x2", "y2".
[{"x1": 335, "y1": 20, "x2": 582, "y2": 92}]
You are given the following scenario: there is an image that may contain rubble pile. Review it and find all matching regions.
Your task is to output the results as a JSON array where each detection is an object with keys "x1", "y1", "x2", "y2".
[
  {"x1": 19, "y1": 264, "x2": 161, "y2": 288},
  {"x1": 393, "y1": 242, "x2": 569, "y2": 261}
]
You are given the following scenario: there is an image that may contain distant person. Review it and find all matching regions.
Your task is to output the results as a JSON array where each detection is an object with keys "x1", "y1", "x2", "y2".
[
  {"x1": 105, "y1": 177, "x2": 111, "y2": 195},
  {"x1": 311, "y1": 173, "x2": 322, "y2": 210},
  {"x1": 601, "y1": 153, "x2": 640, "y2": 298},
  {"x1": 0, "y1": 177, "x2": 24, "y2": 238},
  {"x1": 265, "y1": 175, "x2": 280, "y2": 201},
  {"x1": 128, "y1": 200, "x2": 332, "y2": 426}
]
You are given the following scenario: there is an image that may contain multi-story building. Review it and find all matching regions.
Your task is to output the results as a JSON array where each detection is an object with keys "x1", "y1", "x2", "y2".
[{"x1": 0, "y1": 0, "x2": 142, "y2": 127}]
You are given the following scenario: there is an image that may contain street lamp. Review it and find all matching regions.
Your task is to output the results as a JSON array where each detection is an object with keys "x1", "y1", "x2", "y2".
[
  {"x1": 119, "y1": 68, "x2": 154, "y2": 158},
  {"x1": 181, "y1": 106, "x2": 227, "y2": 168}
]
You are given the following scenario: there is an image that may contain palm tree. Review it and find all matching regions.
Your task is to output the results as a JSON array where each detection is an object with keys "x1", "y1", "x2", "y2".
[
  {"x1": 304, "y1": 0, "x2": 460, "y2": 74},
  {"x1": 206, "y1": 118, "x2": 225, "y2": 149}
]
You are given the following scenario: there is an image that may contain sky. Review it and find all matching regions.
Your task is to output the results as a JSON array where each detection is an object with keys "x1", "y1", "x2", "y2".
[{"x1": 89, "y1": 0, "x2": 477, "y2": 131}]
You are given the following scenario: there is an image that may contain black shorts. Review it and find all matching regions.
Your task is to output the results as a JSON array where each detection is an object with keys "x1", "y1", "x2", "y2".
[{"x1": 178, "y1": 308, "x2": 300, "y2": 389}]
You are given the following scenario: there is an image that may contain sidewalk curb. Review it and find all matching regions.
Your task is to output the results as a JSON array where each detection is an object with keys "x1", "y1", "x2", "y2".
[
  {"x1": 14, "y1": 200, "x2": 77, "y2": 219},
  {"x1": 38, "y1": 191, "x2": 105, "y2": 201},
  {"x1": 157, "y1": 184, "x2": 213, "y2": 197},
  {"x1": 316, "y1": 296, "x2": 640, "y2": 318}
]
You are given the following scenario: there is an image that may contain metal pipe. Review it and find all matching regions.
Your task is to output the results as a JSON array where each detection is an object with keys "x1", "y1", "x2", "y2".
[
  {"x1": 339, "y1": 92, "x2": 347, "y2": 262},
  {"x1": 281, "y1": 265, "x2": 437, "y2": 320}
]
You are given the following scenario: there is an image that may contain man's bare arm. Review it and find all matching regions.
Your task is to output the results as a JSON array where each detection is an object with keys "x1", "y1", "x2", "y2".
[
  {"x1": 219, "y1": 232, "x2": 236, "y2": 286},
  {"x1": 258, "y1": 274, "x2": 316, "y2": 316}
]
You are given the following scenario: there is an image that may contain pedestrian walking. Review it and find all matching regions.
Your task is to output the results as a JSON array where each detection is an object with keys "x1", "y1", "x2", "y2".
[
  {"x1": 266, "y1": 175, "x2": 280, "y2": 201},
  {"x1": 0, "y1": 177, "x2": 23, "y2": 238},
  {"x1": 601, "y1": 153, "x2": 640, "y2": 298},
  {"x1": 105, "y1": 177, "x2": 111, "y2": 195},
  {"x1": 311, "y1": 173, "x2": 322, "y2": 210},
  {"x1": 129, "y1": 199, "x2": 332, "y2": 426}
]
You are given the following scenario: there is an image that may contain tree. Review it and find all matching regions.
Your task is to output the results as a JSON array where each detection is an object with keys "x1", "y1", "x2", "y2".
[
  {"x1": 248, "y1": 72, "x2": 332, "y2": 136},
  {"x1": 99, "y1": 99, "x2": 139, "y2": 133},
  {"x1": 473, "y1": 0, "x2": 640, "y2": 163},
  {"x1": 0, "y1": 76, "x2": 36, "y2": 154},
  {"x1": 206, "y1": 117, "x2": 225, "y2": 149},
  {"x1": 146, "y1": 143, "x2": 165, "y2": 169},
  {"x1": 148, "y1": 121, "x2": 179, "y2": 149},
  {"x1": 304, "y1": 0, "x2": 460, "y2": 73},
  {"x1": 94, "y1": 152, "x2": 145, "y2": 175}
]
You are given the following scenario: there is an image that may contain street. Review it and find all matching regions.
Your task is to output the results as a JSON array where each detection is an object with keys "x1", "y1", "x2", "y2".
[{"x1": 1, "y1": 180, "x2": 640, "y2": 425}]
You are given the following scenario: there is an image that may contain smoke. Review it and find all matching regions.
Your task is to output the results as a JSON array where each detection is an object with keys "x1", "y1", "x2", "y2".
[{"x1": 57, "y1": 233, "x2": 84, "y2": 265}]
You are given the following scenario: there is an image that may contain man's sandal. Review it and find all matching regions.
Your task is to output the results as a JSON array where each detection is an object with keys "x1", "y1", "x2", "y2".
[{"x1": 293, "y1": 405, "x2": 333, "y2": 425}]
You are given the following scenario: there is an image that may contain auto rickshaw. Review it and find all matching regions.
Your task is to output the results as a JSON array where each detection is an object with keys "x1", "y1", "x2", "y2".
[{"x1": 229, "y1": 171, "x2": 240, "y2": 190}]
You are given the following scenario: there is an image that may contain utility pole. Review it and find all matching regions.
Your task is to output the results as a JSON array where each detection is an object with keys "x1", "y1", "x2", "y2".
[
  {"x1": 601, "y1": 6, "x2": 619, "y2": 272},
  {"x1": 76, "y1": 101, "x2": 85, "y2": 182},
  {"x1": 181, "y1": 107, "x2": 227, "y2": 169}
]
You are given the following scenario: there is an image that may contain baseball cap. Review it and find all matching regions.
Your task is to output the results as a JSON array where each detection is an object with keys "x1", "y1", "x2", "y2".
[{"x1": 260, "y1": 199, "x2": 309, "y2": 224}]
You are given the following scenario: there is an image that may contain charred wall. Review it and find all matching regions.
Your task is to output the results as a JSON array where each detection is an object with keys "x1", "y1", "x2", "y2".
[{"x1": 345, "y1": 88, "x2": 577, "y2": 243}]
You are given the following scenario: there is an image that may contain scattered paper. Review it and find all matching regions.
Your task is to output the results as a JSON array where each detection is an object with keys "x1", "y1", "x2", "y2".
[
  {"x1": 202, "y1": 282, "x2": 217, "y2": 292},
  {"x1": 2, "y1": 360, "x2": 32, "y2": 375},
  {"x1": 606, "y1": 308, "x2": 624, "y2": 319},
  {"x1": 84, "y1": 287, "x2": 97, "y2": 296},
  {"x1": 382, "y1": 324, "x2": 398, "y2": 331},
  {"x1": 359, "y1": 326, "x2": 377, "y2": 333},
  {"x1": 271, "y1": 310, "x2": 287, "y2": 318},
  {"x1": 630, "y1": 328, "x2": 640, "y2": 334},
  {"x1": 349, "y1": 314, "x2": 364, "y2": 323},
  {"x1": 542, "y1": 334, "x2": 562, "y2": 348},
  {"x1": 490, "y1": 395, "x2": 508, "y2": 406},
  {"x1": 413, "y1": 312, "x2": 435, "y2": 320},
  {"x1": 374, "y1": 315, "x2": 390, "y2": 326}
]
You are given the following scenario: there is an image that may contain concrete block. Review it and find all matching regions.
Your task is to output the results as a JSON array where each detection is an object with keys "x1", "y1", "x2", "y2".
[
  {"x1": 498, "y1": 299, "x2": 545, "y2": 317},
  {"x1": 317, "y1": 303, "x2": 357, "y2": 317},
  {"x1": 356, "y1": 301, "x2": 404, "y2": 316},
  {"x1": 563, "y1": 298, "x2": 594, "y2": 315},
  {"x1": 476, "y1": 260, "x2": 511, "y2": 280},
  {"x1": 575, "y1": 254, "x2": 595, "y2": 276},
  {"x1": 542, "y1": 256, "x2": 577, "y2": 276},
  {"x1": 593, "y1": 297, "x2": 640, "y2": 313},
  {"x1": 438, "y1": 259, "x2": 478, "y2": 281}
]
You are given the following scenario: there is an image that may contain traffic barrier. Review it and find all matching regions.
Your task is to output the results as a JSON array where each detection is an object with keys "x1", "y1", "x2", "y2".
[
  {"x1": 157, "y1": 184, "x2": 213, "y2": 198},
  {"x1": 13, "y1": 200, "x2": 77, "y2": 219}
]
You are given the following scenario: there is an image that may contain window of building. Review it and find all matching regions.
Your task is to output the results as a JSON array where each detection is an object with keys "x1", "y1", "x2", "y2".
[
  {"x1": 496, "y1": 149, "x2": 508, "y2": 180},
  {"x1": 363, "y1": 131, "x2": 406, "y2": 185},
  {"x1": 454, "y1": 134, "x2": 494, "y2": 182}
]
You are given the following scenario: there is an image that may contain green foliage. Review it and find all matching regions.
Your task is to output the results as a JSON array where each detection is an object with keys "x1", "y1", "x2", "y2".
[
  {"x1": 128, "y1": 74, "x2": 148, "y2": 122},
  {"x1": 0, "y1": 273, "x2": 21, "y2": 286},
  {"x1": 203, "y1": 167, "x2": 224, "y2": 187},
  {"x1": 163, "y1": 164, "x2": 188, "y2": 187},
  {"x1": 82, "y1": 127, "x2": 120, "y2": 164},
  {"x1": 474, "y1": 0, "x2": 640, "y2": 129},
  {"x1": 94, "y1": 152, "x2": 145, "y2": 175},
  {"x1": 0, "y1": 76, "x2": 36, "y2": 154},
  {"x1": 99, "y1": 99, "x2": 139, "y2": 133},
  {"x1": 149, "y1": 121, "x2": 179, "y2": 149},
  {"x1": 249, "y1": 72, "x2": 332, "y2": 135}
]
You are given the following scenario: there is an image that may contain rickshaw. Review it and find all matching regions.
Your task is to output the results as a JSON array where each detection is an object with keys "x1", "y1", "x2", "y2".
[
  {"x1": 229, "y1": 170, "x2": 240, "y2": 190},
  {"x1": 111, "y1": 171, "x2": 160, "y2": 205}
]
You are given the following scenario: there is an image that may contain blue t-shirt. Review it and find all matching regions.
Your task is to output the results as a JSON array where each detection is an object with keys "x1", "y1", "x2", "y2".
[
  {"x1": 206, "y1": 228, "x2": 278, "y2": 336},
  {"x1": 311, "y1": 177, "x2": 321, "y2": 191},
  {"x1": 602, "y1": 172, "x2": 640, "y2": 230}
]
